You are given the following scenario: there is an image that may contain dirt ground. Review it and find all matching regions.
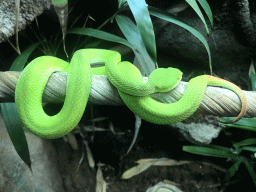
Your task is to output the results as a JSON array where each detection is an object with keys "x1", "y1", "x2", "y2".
[{"x1": 52, "y1": 105, "x2": 256, "y2": 192}]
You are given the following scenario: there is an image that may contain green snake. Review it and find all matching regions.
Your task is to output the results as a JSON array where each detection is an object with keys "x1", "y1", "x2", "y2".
[{"x1": 15, "y1": 49, "x2": 248, "y2": 139}]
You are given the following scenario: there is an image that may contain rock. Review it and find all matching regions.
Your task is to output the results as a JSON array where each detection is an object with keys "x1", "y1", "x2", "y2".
[
  {"x1": 0, "y1": 0, "x2": 52, "y2": 43},
  {"x1": 146, "y1": 181, "x2": 183, "y2": 192},
  {"x1": 0, "y1": 113, "x2": 64, "y2": 191},
  {"x1": 155, "y1": 4, "x2": 253, "y2": 86}
]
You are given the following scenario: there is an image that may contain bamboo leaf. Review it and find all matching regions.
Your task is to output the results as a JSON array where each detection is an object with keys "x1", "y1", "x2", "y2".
[
  {"x1": 122, "y1": 158, "x2": 190, "y2": 179},
  {"x1": 242, "y1": 157, "x2": 256, "y2": 185},
  {"x1": 52, "y1": 0, "x2": 68, "y2": 38},
  {"x1": 206, "y1": 144, "x2": 233, "y2": 151},
  {"x1": 186, "y1": 0, "x2": 210, "y2": 33},
  {"x1": 96, "y1": 166, "x2": 107, "y2": 192},
  {"x1": 122, "y1": 160, "x2": 154, "y2": 179},
  {"x1": 148, "y1": 6, "x2": 212, "y2": 74},
  {"x1": 239, "y1": 146, "x2": 256, "y2": 152},
  {"x1": 115, "y1": 15, "x2": 155, "y2": 76},
  {"x1": 197, "y1": 0, "x2": 213, "y2": 27},
  {"x1": 152, "y1": 158, "x2": 190, "y2": 166},
  {"x1": 224, "y1": 158, "x2": 243, "y2": 182},
  {"x1": 15, "y1": 0, "x2": 21, "y2": 54},
  {"x1": 118, "y1": 0, "x2": 127, "y2": 8},
  {"x1": 126, "y1": 115, "x2": 141, "y2": 154},
  {"x1": 183, "y1": 146, "x2": 240, "y2": 159},
  {"x1": 51, "y1": 0, "x2": 68, "y2": 59},
  {"x1": 1, "y1": 103, "x2": 31, "y2": 168},
  {"x1": 127, "y1": 0, "x2": 157, "y2": 64},
  {"x1": 233, "y1": 138, "x2": 256, "y2": 148},
  {"x1": 68, "y1": 27, "x2": 135, "y2": 51},
  {"x1": 10, "y1": 42, "x2": 41, "y2": 71},
  {"x1": 249, "y1": 72, "x2": 256, "y2": 91},
  {"x1": 1, "y1": 42, "x2": 40, "y2": 169},
  {"x1": 220, "y1": 117, "x2": 256, "y2": 130},
  {"x1": 249, "y1": 60, "x2": 256, "y2": 91}
]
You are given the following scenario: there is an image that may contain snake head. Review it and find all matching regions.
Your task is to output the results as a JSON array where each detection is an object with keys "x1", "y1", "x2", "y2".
[{"x1": 148, "y1": 67, "x2": 183, "y2": 93}]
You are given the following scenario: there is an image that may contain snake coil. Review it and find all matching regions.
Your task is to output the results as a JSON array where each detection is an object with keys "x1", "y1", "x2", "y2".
[{"x1": 15, "y1": 49, "x2": 248, "y2": 139}]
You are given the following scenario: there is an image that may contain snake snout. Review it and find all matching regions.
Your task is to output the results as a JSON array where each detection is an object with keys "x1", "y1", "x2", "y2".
[{"x1": 149, "y1": 67, "x2": 183, "y2": 93}]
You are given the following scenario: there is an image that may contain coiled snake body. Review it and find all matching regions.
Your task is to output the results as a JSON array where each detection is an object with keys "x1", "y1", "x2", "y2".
[{"x1": 15, "y1": 49, "x2": 248, "y2": 139}]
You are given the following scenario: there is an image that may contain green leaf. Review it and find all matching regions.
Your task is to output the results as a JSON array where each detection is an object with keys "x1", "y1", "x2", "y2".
[
  {"x1": 224, "y1": 158, "x2": 243, "y2": 182},
  {"x1": 186, "y1": 0, "x2": 212, "y2": 34},
  {"x1": 67, "y1": 27, "x2": 135, "y2": 51},
  {"x1": 148, "y1": 6, "x2": 212, "y2": 73},
  {"x1": 220, "y1": 117, "x2": 256, "y2": 131},
  {"x1": 52, "y1": 0, "x2": 68, "y2": 39},
  {"x1": 115, "y1": 15, "x2": 155, "y2": 76},
  {"x1": 1, "y1": 42, "x2": 40, "y2": 168},
  {"x1": 126, "y1": 116, "x2": 141, "y2": 154},
  {"x1": 51, "y1": 0, "x2": 67, "y2": 6},
  {"x1": 183, "y1": 146, "x2": 240, "y2": 159},
  {"x1": 1, "y1": 103, "x2": 31, "y2": 167},
  {"x1": 197, "y1": 0, "x2": 213, "y2": 27},
  {"x1": 10, "y1": 42, "x2": 41, "y2": 71},
  {"x1": 118, "y1": 0, "x2": 127, "y2": 8},
  {"x1": 242, "y1": 158, "x2": 256, "y2": 185},
  {"x1": 186, "y1": 0, "x2": 209, "y2": 33},
  {"x1": 249, "y1": 72, "x2": 256, "y2": 91},
  {"x1": 205, "y1": 144, "x2": 233, "y2": 151},
  {"x1": 239, "y1": 146, "x2": 256, "y2": 152},
  {"x1": 249, "y1": 63, "x2": 256, "y2": 91},
  {"x1": 127, "y1": 0, "x2": 157, "y2": 64},
  {"x1": 233, "y1": 138, "x2": 256, "y2": 148}
]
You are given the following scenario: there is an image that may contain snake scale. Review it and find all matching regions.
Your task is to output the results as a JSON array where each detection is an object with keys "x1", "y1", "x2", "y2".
[{"x1": 15, "y1": 49, "x2": 248, "y2": 139}]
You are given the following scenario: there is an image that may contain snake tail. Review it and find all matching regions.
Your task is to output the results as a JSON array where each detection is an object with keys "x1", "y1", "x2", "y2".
[{"x1": 118, "y1": 75, "x2": 248, "y2": 125}]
